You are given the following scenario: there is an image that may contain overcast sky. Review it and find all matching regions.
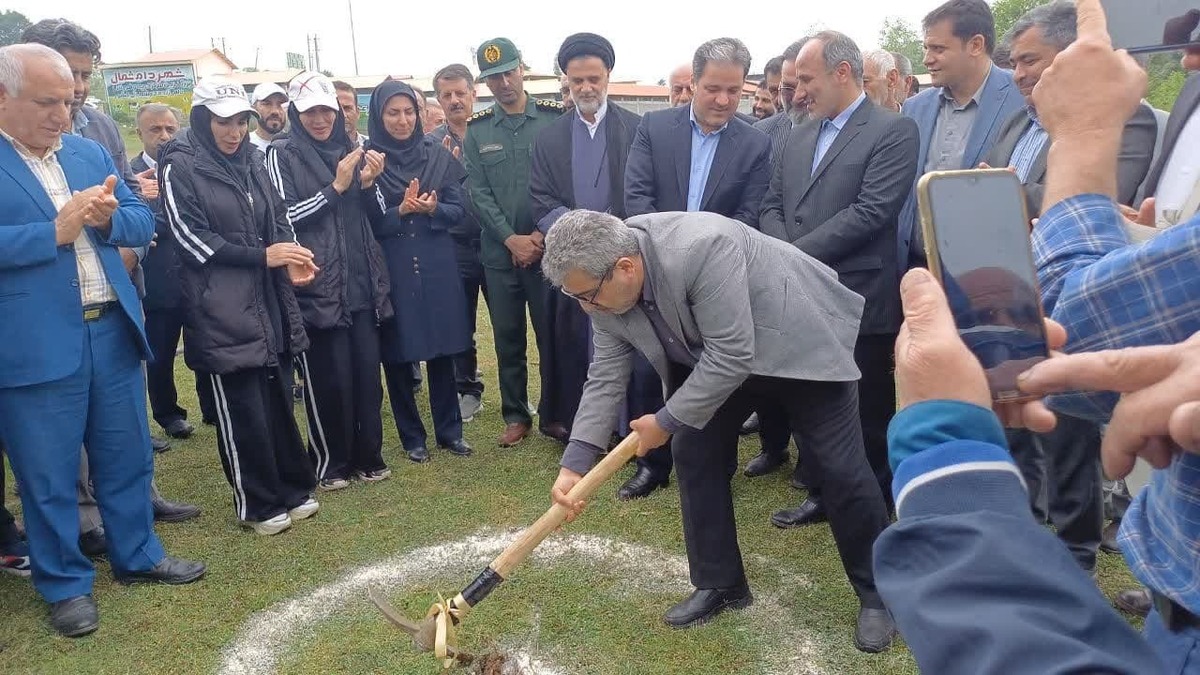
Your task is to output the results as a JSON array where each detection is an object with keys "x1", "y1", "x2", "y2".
[{"x1": 8, "y1": 0, "x2": 934, "y2": 82}]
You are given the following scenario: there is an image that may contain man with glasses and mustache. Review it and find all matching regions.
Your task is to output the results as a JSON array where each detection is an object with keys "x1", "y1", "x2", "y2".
[
  {"x1": 463, "y1": 38, "x2": 564, "y2": 447},
  {"x1": 529, "y1": 34, "x2": 663, "y2": 498}
]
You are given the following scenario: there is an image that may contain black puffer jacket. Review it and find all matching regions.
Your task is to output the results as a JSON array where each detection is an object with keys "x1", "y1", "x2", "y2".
[
  {"x1": 265, "y1": 137, "x2": 392, "y2": 330},
  {"x1": 157, "y1": 129, "x2": 310, "y2": 375}
]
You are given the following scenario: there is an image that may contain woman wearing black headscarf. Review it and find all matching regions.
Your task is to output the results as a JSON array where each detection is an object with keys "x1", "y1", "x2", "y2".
[
  {"x1": 158, "y1": 76, "x2": 319, "y2": 536},
  {"x1": 365, "y1": 80, "x2": 472, "y2": 462},
  {"x1": 266, "y1": 72, "x2": 394, "y2": 490}
]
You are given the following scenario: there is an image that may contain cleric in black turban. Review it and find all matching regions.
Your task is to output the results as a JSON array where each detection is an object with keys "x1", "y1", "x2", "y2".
[{"x1": 556, "y1": 33, "x2": 616, "y2": 73}]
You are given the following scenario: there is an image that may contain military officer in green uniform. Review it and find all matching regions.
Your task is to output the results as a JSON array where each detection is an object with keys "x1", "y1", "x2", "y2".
[{"x1": 464, "y1": 37, "x2": 563, "y2": 447}]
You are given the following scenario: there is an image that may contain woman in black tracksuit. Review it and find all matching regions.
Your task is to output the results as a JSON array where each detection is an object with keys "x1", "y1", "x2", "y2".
[
  {"x1": 266, "y1": 73, "x2": 393, "y2": 490},
  {"x1": 158, "y1": 80, "x2": 318, "y2": 535}
]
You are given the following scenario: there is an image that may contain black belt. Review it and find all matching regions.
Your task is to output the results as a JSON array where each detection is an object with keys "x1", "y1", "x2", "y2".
[
  {"x1": 1153, "y1": 592, "x2": 1200, "y2": 631},
  {"x1": 82, "y1": 301, "x2": 119, "y2": 322}
]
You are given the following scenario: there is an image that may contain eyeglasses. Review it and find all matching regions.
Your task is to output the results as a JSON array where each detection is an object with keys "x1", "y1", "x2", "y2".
[{"x1": 560, "y1": 263, "x2": 617, "y2": 306}]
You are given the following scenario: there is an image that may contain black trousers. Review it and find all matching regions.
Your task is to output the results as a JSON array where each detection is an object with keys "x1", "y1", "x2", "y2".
[
  {"x1": 1007, "y1": 414, "x2": 1104, "y2": 571},
  {"x1": 669, "y1": 365, "x2": 889, "y2": 606},
  {"x1": 145, "y1": 307, "x2": 217, "y2": 427},
  {"x1": 0, "y1": 449, "x2": 18, "y2": 545},
  {"x1": 856, "y1": 334, "x2": 898, "y2": 502},
  {"x1": 454, "y1": 258, "x2": 488, "y2": 398},
  {"x1": 208, "y1": 363, "x2": 316, "y2": 523},
  {"x1": 384, "y1": 356, "x2": 462, "y2": 451},
  {"x1": 626, "y1": 353, "x2": 673, "y2": 476},
  {"x1": 755, "y1": 402, "x2": 793, "y2": 458},
  {"x1": 297, "y1": 312, "x2": 386, "y2": 481}
]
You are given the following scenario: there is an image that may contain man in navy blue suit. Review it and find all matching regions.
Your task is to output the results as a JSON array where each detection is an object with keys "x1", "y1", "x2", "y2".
[
  {"x1": 621, "y1": 37, "x2": 773, "y2": 499},
  {"x1": 0, "y1": 44, "x2": 204, "y2": 638}
]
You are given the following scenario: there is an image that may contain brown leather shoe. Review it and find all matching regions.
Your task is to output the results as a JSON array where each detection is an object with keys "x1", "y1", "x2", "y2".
[{"x1": 498, "y1": 422, "x2": 531, "y2": 447}]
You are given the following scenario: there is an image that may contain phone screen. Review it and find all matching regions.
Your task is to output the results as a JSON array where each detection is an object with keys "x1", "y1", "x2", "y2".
[
  {"x1": 1101, "y1": 0, "x2": 1200, "y2": 53},
  {"x1": 924, "y1": 171, "x2": 1049, "y2": 400}
]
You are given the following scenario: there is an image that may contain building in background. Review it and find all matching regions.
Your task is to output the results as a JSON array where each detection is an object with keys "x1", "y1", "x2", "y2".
[{"x1": 100, "y1": 49, "x2": 237, "y2": 123}]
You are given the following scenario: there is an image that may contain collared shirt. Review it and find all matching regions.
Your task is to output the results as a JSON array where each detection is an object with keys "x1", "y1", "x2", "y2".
[
  {"x1": 812, "y1": 93, "x2": 866, "y2": 175},
  {"x1": 1155, "y1": 108, "x2": 1200, "y2": 226},
  {"x1": 577, "y1": 99, "x2": 608, "y2": 139},
  {"x1": 638, "y1": 272, "x2": 697, "y2": 368},
  {"x1": 71, "y1": 108, "x2": 90, "y2": 135},
  {"x1": 140, "y1": 151, "x2": 157, "y2": 171},
  {"x1": 925, "y1": 71, "x2": 991, "y2": 173},
  {"x1": 687, "y1": 106, "x2": 728, "y2": 212},
  {"x1": 1, "y1": 127, "x2": 116, "y2": 306},
  {"x1": 1010, "y1": 107, "x2": 1049, "y2": 183},
  {"x1": 1032, "y1": 193, "x2": 1200, "y2": 613}
]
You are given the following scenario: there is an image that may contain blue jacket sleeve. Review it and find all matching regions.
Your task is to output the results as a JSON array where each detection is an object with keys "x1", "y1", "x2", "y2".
[{"x1": 875, "y1": 400, "x2": 1161, "y2": 675}]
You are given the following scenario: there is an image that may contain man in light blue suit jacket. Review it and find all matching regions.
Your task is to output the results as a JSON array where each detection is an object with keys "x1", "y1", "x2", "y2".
[
  {"x1": 0, "y1": 44, "x2": 203, "y2": 639},
  {"x1": 896, "y1": 0, "x2": 1026, "y2": 272}
]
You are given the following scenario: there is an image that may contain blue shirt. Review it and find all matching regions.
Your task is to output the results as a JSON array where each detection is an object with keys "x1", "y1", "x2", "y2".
[
  {"x1": 1010, "y1": 108, "x2": 1049, "y2": 183},
  {"x1": 686, "y1": 106, "x2": 727, "y2": 212},
  {"x1": 1032, "y1": 193, "x2": 1200, "y2": 614},
  {"x1": 812, "y1": 93, "x2": 866, "y2": 175}
]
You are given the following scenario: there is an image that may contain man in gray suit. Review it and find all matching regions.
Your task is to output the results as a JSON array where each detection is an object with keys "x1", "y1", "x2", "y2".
[
  {"x1": 544, "y1": 210, "x2": 895, "y2": 653},
  {"x1": 986, "y1": 1, "x2": 1155, "y2": 216},
  {"x1": 761, "y1": 31, "x2": 919, "y2": 521}
]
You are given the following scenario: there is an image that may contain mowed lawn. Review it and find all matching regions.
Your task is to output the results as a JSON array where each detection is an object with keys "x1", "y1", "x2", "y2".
[{"x1": 0, "y1": 132, "x2": 1143, "y2": 673}]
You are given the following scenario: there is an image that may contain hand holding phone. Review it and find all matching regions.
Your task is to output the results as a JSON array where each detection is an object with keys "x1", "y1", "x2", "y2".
[{"x1": 918, "y1": 169, "x2": 1051, "y2": 402}]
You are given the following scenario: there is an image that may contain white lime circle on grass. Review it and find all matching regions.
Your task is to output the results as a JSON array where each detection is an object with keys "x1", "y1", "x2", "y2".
[{"x1": 218, "y1": 529, "x2": 823, "y2": 675}]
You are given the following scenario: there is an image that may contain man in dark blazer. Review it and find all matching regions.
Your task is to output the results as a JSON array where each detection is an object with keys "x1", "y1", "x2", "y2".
[
  {"x1": 1141, "y1": 72, "x2": 1200, "y2": 227},
  {"x1": 761, "y1": 32, "x2": 919, "y2": 523},
  {"x1": 625, "y1": 38, "x2": 779, "y2": 491},
  {"x1": 896, "y1": 0, "x2": 1025, "y2": 272},
  {"x1": 624, "y1": 38, "x2": 772, "y2": 229},
  {"x1": 985, "y1": 2, "x2": 1155, "y2": 217},
  {"x1": 532, "y1": 34, "x2": 667, "y2": 499}
]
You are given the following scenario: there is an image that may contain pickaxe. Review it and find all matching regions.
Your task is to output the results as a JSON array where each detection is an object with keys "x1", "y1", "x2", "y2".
[{"x1": 371, "y1": 432, "x2": 642, "y2": 668}]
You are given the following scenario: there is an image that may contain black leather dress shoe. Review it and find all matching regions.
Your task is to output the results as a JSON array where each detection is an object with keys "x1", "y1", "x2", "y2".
[
  {"x1": 1116, "y1": 587, "x2": 1151, "y2": 617},
  {"x1": 664, "y1": 583, "x2": 753, "y2": 628},
  {"x1": 79, "y1": 528, "x2": 107, "y2": 559},
  {"x1": 854, "y1": 606, "x2": 896, "y2": 653},
  {"x1": 771, "y1": 499, "x2": 827, "y2": 528},
  {"x1": 150, "y1": 436, "x2": 171, "y2": 453},
  {"x1": 1101, "y1": 520, "x2": 1121, "y2": 554},
  {"x1": 617, "y1": 467, "x2": 669, "y2": 501},
  {"x1": 164, "y1": 419, "x2": 195, "y2": 439},
  {"x1": 789, "y1": 473, "x2": 808, "y2": 491},
  {"x1": 439, "y1": 439, "x2": 473, "y2": 457},
  {"x1": 739, "y1": 412, "x2": 760, "y2": 435},
  {"x1": 743, "y1": 451, "x2": 788, "y2": 477},
  {"x1": 50, "y1": 595, "x2": 99, "y2": 638},
  {"x1": 114, "y1": 556, "x2": 206, "y2": 586},
  {"x1": 407, "y1": 446, "x2": 430, "y2": 463},
  {"x1": 539, "y1": 423, "x2": 570, "y2": 444},
  {"x1": 153, "y1": 499, "x2": 202, "y2": 523}
]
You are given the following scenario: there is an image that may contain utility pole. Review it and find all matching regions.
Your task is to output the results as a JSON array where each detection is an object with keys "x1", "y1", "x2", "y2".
[
  {"x1": 347, "y1": 0, "x2": 360, "y2": 76},
  {"x1": 306, "y1": 34, "x2": 313, "y2": 71},
  {"x1": 254, "y1": 47, "x2": 261, "y2": 71},
  {"x1": 147, "y1": 26, "x2": 153, "y2": 53},
  {"x1": 313, "y1": 34, "x2": 322, "y2": 73}
]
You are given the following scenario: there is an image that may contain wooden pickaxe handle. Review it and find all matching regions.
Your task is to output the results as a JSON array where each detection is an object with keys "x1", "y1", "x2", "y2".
[{"x1": 448, "y1": 433, "x2": 642, "y2": 612}]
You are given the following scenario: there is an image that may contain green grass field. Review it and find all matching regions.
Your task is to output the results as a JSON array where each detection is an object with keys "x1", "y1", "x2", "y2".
[
  {"x1": 0, "y1": 132, "x2": 1144, "y2": 673},
  {"x1": 0, "y1": 306, "x2": 1144, "y2": 674}
]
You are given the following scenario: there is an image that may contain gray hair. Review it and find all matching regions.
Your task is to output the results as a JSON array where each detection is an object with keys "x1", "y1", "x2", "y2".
[
  {"x1": 863, "y1": 50, "x2": 897, "y2": 75},
  {"x1": 136, "y1": 102, "x2": 183, "y2": 124},
  {"x1": 891, "y1": 51, "x2": 914, "y2": 78},
  {"x1": 782, "y1": 38, "x2": 809, "y2": 63},
  {"x1": 692, "y1": 37, "x2": 752, "y2": 83},
  {"x1": 1008, "y1": 0, "x2": 1077, "y2": 53},
  {"x1": 0, "y1": 43, "x2": 71, "y2": 96},
  {"x1": 542, "y1": 210, "x2": 641, "y2": 286},
  {"x1": 809, "y1": 30, "x2": 864, "y2": 81}
]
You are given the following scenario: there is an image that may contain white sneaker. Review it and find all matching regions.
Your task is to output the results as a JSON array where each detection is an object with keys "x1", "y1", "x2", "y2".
[
  {"x1": 241, "y1": 513, "x2": 292, "y2": 536},
  {"x1": 289, "y1": 498, "x2": 320, "y2": 521}
]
